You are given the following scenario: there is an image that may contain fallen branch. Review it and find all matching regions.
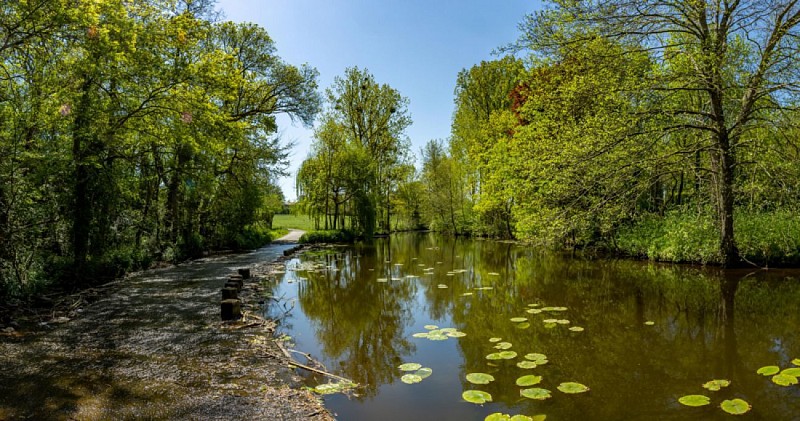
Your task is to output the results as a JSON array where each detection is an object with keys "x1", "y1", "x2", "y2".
[{"x1": 288, "y1": 360, "x2": 353, "y2": 384}]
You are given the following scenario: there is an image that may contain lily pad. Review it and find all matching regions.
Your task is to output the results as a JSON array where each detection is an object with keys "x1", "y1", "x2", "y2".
[
  {"x1": 311, "y1": 381, "x2": 358, "y2": 395},
  {"x1": 446, "y1": 331, "x2": 467, "y2": 338},
  {"x1": 526, "y1": 308, "x2": 543, "y2": 314},
  {"x1": 424, "y1": 325, "x2": 439, "y2": 330},
  {"x1": 488, "y1": 272, "x2": 500, "y2": 276},
  {"x1": 524, "y1": 353, "x2": 548, "y2": 364},
  {"x1": 520, "y1": 387, "x2": 552, "y2": 400},
  {"x1": 569, "y1": 326, "x2": 585, "y2": 332},
  {"x1": 412, "y1": 332, "x2": 429, "y2": 338},
  {"x1": 486, "y1": 352, "x2": 504, "y2": 360},
  {"x1": 398, "y1": 363, "x2": 422, "y2": 372},
  {"x1": 495, "y1": 342, "x2": 513, "y2": 350},
  {"x1": 462, "y1": 390, "x2": 493, "y2": 404},
  {"x1": 702, "y1": 379, "x2": 731, "y2": 391},
  {"x1": 515, "y1": 322, "x2": 531, "y2": 329},
  {"x1": 489, "y1": 337, "x2": 502, "y2": 343},
  {"x1": 678, "y1": 395, "x2": 710, "y2": 407},
  {"x1": 517, "y1": 361, "x2": 538, "y2": 369},
  {"x1": 720, "y1": 398, "x2": 751, "y2": 415},
  {"x1": 438, "y1": 284, "x2": 449, "y2": 288},
  {"x1": 516, "y1": 375, "x2": 543, "y2": 387},
  {"x1": 439, "y1": 328, "x2": 457, "y2": 333},
  {"x1": 644, "y1": 321, "x2": 655, "y2": 326},
  {"x1": 793, "y1": 358, "x2": 800, "y2": 366},
  {"x1": 401, "y1": 374, "x2": 422, "y2": 384},
  {"x1": 756, "y1": 366, "x2": 780, "y2": 376},
  {"x1": 377, "y1": 278, "x2": 388, "y2": 283},
  {"x1": 556, "y1": 319, "x2": 570, "y2": 325},
  {"x1": 510, "y1": 317, "x2": 528, "y2": 323},
  {"x1": 415, "y1": 367, "x2": 433, "y2": 379},
  {"x1": 781, "y1": 367, "x2": 800, "y2": 377},
  {"x1": 466, "y1": 372, "x2": 495, "y2": 385},
  {"x1": 543, "y1": 319, "x2": 558, "y2": 324},
  {"x1": 485, "y1": 414, "x2": 539, "y2": 421},
  {"x1": 557, "y1": 382, "x2": 589, "y2": 394},
  {"x1": 499, "y1": 351, "x2": 517, "y2": 359},
  {"x1": 772, "y1": 373, "x2": 799, "y2": 386},
  {"x1": 428, "y1": 333, "x2": 449, "y2": 341}
]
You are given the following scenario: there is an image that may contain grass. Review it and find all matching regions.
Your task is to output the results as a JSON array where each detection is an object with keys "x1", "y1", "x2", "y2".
[{"x1": 272, "y1": 214, "x2": 317, "y2": 231}]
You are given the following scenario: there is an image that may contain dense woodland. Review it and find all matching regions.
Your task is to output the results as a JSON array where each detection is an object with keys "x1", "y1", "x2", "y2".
[
  {"x1": 298, "y1": 0, "x2": 800, "y2": 267},
  {"x1": 5, "y1": 0, "x2": 800, "y2": 298},
  {"x1": 0, "y1": 0, "x2": 320, "y2": 297}
]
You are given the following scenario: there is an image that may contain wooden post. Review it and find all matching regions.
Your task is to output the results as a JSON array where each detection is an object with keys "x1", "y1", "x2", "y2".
[
  {"x1": 220, "y1": 299, "x2": 241, "y2": 320},
  {"x1": 221, "y1": 287, "x2": 238, "y2": 300},
  {"x1": 224, "y1": 281, "x2": 240, "y2": 290},
  {"x1": 237, "y1": 268, "x2": 251, "y2": 279}
]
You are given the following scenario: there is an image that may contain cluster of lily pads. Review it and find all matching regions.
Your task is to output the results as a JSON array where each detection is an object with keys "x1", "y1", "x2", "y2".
[
  {"x1": 678, "y1": 379, "x2": 750, "y2": 415},
  {"x1": 756, "y1": 359, "x2": 800, "y2": 386},
  {"x1": 398, "y1": 362, "x2": 433, "y2": 384},
  {"x1": 678, "y1": 358, "x2": 800, "y2": 415},
  {"x1": 518, "y1": 304, "x2": 586, "y2": 332},
  {"x1": 461, "y1": 332, "x2": 589, "y2": 421},
  {"x1": 411, "y1": 324, "x2": 467, "y2": 341}
]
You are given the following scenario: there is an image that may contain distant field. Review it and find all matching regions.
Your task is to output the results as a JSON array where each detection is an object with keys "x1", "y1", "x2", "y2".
[{"x1": 272, "y1": 214, "x2": 316, "y2": 231}]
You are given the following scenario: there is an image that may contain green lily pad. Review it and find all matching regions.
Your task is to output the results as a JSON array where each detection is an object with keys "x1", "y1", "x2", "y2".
[
  {"x1": 557, "y1": 382, "x2": 589, "y2": 394},
  {"x1": 526, "y1": 308, "x2": 543, "y2": 314},
  {"x1": 520, "y1": 387, "x2": 552, "y2": 400},
  {"x1": 485, "y1": 414, "x2": 539, "y2": 421},
  {"x1": 311, "y1": 381, "x2": 358, "y2": 395},
  {"x1": 678, "y1": 395, "x2": 710, "y2": 407},
  {"x1": 515, "y1": 322, "x2": 531, "y2": 329},
  {"x1": 412, "y1": 332, "x2": 429, "y2": 338},
  {"x1": 424, "y1": 325, "x2": 439, "y2": 330},
  {"x1": 756, "y1": 366, "x2": 780, "y2": 376},
  {"x1": 517, "y1": 361, "x2": 538, "y2": 369},
  {"x1": 398, "y1": 363, "x2": 422, "y2": 371},
  {"x1": 644, "y1": 321, "x2": 655, "y2": 326},
  {"x1": 466, "y1": 372, "x2": 495, "y2": 385},
  {"x1": 499, "y1": 351, "x2": 517, "y2": 359},
  {"x1": 447, "y1": 331, "x2": 467, "y2": 338},
  {"x1": 720, "y1": 398, "x2": 751, "y2": 415},
  {"x1": 428, "y1": 333, "x2": 449, "y2": 341},
  {"x1": 569, "y1": 326, "x2": 584, "y2": 332},
  {"x1": 439, "y1": 328, "x2": 457, "y2": 333},
  {"x1": 793, "y1": 358, "x2": 800, "y2": 366},
  {"x1": 462, "y1": 390, "x2": 492, "y2": 404},
  {"x1": 486, "y1": 352, "x2": 504, "y2": 360},
  {"x1": 495, "y1": 342, "x2": 513, "y2": 350},
  {"x1": 556, "y1": 319, "x2": 570, "y2": 325},
  {"x1": 485, "y1": 414, "x2": 509, "y2": 421},
  {"x1": 377, "y1": 278, "x2": 388, "y2": 283},
  {"x1": 543, "y1": 319, "x2": 558, "y2": 324},
  {"x1": 524, "y1": 353, "x2": 548, "y2": 364},
  {"x1": 510, "y1": 317, "x2": 528, "y2": 323},
  {"x1": 489, "y1": 337, "x2": 502, "y2": 343},
  {"x1": 527, "y1": 303, "x2": 541, "y2": 307},
  {"x1": 543, "y1": 323, "x2": 557, "y2": 329},
  {"x1": 415, "y1": 367, "x2": 432, "y2": 379},
  {"x1": 401, "y1": 374, "x2": 422, "y2": 384},
  {"x1": 772, "y1": 373, "x2": 799, "y2": 386},
  {"x1": 516, "y1": 375, "x2": 543, "y2": 387},
  {"x1": 702, "y1": 379, "x2": 731, "y2": 391},
  {"x1": 488, "y1": 272, "x2": 500, "y2": 276},
  {"x1": 781, "y1": 367, "x2": 800, "y2": 377},
  {"x1": 438, "y1": 284, "x2": 448, "y2": 288}
]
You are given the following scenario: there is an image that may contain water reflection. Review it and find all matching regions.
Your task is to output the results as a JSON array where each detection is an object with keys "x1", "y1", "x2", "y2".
[{"x1": 277, "y1": 234, "x2": 800, "y2": 420}]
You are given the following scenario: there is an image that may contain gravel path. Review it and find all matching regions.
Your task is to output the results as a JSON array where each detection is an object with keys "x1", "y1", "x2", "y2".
[{"x1": 0, "y1": 240, "x2": 331, "y2": 421}]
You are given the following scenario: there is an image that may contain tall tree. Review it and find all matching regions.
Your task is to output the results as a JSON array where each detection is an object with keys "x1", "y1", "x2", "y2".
[{"x1": 519, "y1": 0, "x2": 800, "y2": 265}]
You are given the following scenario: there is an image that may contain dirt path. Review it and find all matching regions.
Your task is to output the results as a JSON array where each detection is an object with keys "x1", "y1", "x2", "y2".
[
  {"x1": 275, "y1": 229, "x2": 306, "y2": 243},
  {"x1": 0, "y1": 240, "x2": 331, "y2": 420}
]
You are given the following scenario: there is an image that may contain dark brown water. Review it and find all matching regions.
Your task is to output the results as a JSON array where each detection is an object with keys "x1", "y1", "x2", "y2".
[{"x1": 272, "y1": 233, "x2": 800, "y2": 421}]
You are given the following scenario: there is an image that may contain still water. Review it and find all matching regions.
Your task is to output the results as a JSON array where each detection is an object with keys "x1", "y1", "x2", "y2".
[{"x1": 269, "y1": 233, "x2": 800, "y2": 421}]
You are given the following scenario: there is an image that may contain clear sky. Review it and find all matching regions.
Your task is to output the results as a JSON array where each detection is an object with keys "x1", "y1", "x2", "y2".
[{"x1": 214, "y1": 0, "x2": 543, "y2": 201}]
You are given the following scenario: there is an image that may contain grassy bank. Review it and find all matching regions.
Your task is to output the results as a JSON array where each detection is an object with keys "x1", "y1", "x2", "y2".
[{"x1": 615, "y1": 209, "x2": 800, "y2": 266}]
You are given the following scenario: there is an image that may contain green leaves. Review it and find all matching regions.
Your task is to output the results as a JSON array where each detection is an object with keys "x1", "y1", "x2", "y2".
[
  {"x1": 757, "y1": 366, "x2": 780, "y2": 376},
  {"x1": 678, "y1": 395, "x2": 710, "y2": 407},
  {"x1": 462, "y1": 390, "x2": 492, "y2": 404},
  {"x1": 520, "y1": 388, "x2": 552, "y2": 400},
  {"x1": 702, "y1": 379, "x2": 730, "y2": 391},
  {"x1": 557, "y1": 382, "x2": 589, "y2": 394},
  {"x1": 720, "y1": 399, "x2": 751, "y2": 415},
  {"x1": 516, "y1": 375, "x2": 543, "y2": 387},
  {"x1": 466, "y1": 373, "x2": 495, "y2": 385}
]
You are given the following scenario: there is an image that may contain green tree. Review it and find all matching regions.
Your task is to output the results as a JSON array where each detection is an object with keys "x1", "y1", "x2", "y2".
[{"x1": 518, "y1": 0, "x2": 800, "y2": 265}]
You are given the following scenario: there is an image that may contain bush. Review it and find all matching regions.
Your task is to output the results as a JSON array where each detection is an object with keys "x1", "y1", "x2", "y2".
[
  {"x1": 615, "y1": 209, "x2": 800, "y2": 265},
  {"x1": 299, "y1": 230, "x2": 358, "y2": 244}
]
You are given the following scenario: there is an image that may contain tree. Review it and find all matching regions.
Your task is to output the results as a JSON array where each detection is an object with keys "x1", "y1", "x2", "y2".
[{"x1": 518, "y1": 0, "x2": 800, "y2": 265}]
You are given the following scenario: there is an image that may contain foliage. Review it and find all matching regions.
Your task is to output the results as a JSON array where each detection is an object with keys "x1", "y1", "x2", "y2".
[
  {"x1": 0, "y1": 0, "x2": 320, "y2": 297},
  {"x1": 298, "y1": 230, "x2": 358, "y2": 244}
]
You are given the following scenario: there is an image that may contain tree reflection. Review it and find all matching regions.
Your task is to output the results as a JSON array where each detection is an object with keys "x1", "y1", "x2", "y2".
[{"x1": 295, "y1": 243, "x2": 416, "y2": 398}]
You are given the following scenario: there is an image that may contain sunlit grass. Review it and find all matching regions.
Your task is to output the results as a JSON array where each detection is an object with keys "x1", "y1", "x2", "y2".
[{"x1": 272, "y1": 214, "x2": 316, "y2": 231}]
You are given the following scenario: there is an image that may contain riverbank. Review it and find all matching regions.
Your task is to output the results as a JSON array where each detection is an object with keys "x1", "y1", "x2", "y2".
[{"x1": 0, "y1": 232, "x2": 334, "y2": 420}]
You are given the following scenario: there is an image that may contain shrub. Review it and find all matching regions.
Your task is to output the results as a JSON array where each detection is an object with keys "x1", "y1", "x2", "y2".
[{"x1": 299, "y1": 230, "x2": 358, "y2": 244}]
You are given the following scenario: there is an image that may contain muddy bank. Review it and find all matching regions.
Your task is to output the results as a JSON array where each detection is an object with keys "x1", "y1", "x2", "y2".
[{"x1": 0, "y1": 236, "x2": 333, "y2": 420}]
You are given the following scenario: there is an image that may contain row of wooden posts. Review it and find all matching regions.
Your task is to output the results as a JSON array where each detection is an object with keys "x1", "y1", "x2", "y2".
[{"x1": 220, "y1": 268, "x2": 251, "y2": 320}]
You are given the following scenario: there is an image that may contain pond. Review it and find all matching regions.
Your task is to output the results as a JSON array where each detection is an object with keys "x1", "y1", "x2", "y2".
[{"x1": 268, "y1": 233, "x2": 800, "y2": 420}]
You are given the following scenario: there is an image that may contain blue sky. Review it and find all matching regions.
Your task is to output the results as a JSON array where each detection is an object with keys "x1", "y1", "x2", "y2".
[{"x1": 215, "y1": 0, "x2": 542, "y2": 200}]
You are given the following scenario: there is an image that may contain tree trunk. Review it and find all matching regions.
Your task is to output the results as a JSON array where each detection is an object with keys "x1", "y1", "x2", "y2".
[{"x1": 714, "y1": 131, "x2": 739, "y2": 267}]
